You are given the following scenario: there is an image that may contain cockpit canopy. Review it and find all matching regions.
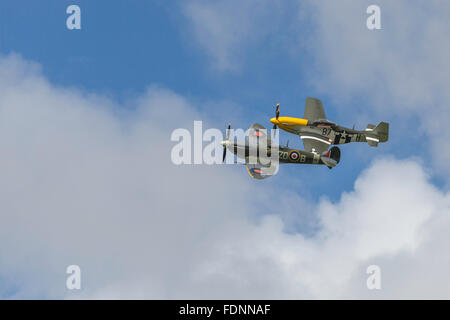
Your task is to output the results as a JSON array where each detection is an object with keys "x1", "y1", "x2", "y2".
[{"x1": 310, "y1": 119, "x2": 338, "y2": 128}]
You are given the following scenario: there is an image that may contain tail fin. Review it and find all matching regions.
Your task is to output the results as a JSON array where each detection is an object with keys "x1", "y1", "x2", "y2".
[
  {"x1": 373, "y1": 122, "x2": 389, "y2": 142},
  {"x1": 365, "y1": 122, "x2": 389, "y2": 147}
]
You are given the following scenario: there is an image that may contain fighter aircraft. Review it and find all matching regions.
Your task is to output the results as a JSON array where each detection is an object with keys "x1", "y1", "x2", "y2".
[
  {"x1": 221, "y1": 97, "x2": 388, "y2": 179},
  {"x1": 270, "y1": 97, "x2": 389, "y2": 155},
  {"x1": 221, "y1": 123, "x2": 341, "y2": 179}
]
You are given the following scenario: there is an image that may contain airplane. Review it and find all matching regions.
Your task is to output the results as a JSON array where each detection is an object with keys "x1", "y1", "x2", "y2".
[
  {"x1": 269, "y1": 97, "x2": 389, "y2": 154},
  {"x1": 221, "y1": 97, "x2": 388, "y2": 179},
  {"x1": 221, "y1": 123, "x2": 341, "y2": 179}
]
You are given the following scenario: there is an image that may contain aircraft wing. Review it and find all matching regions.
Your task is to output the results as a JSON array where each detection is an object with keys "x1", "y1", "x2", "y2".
[
  {"x1": 301, "y1": 134, "x2": 331, "y2": 154},
  {"x1": 248, "y1": 123, "x2": 272, "y2": 146},
  {"x1": 304, "y1": 97, "x2": 326, "y2": 122},
  {"x1": 246, "y1": 123, "x2": 278, "y2": 179},
  {"x1": 246, "y1": 163, "x2": 278, "y2": 180}
]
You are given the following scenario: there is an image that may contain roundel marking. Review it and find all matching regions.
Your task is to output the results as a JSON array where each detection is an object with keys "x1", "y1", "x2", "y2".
[
  {"x1": 289, "y1": 150, "x2": 300, "y2": 162},
  {"x1": 253, "y1": 130, "x2": 264, "y2": 137},
  {"x1": 252, "y1": 168, "x2": 263, "y2": 174}
]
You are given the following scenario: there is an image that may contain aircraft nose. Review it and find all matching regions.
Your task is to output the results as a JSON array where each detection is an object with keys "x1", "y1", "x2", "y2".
[
  {"x1": 270, "y1": 117, "x2": 278, "y2": 124},
  {"x1": 221, "y1": 140, "x2": 229, "y2": 147}
]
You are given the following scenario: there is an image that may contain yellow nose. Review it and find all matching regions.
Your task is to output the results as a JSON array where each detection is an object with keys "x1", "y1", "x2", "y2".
[{"x1": 269, "y1": 117, "x2": 308, "y2": 126}]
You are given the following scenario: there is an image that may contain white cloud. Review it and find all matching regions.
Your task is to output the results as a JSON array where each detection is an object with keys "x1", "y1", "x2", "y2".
[
  {"x1": 182, "y1": 0, "x2": 450, "y2": 175},
  {"x1": 0, "y1": 53, "x2": 255, "y2": 298},
  {"x1": 1, "y1": 54, "x2": 450, "y2": 298},
  {"x1": 302, "y1": 0, "x2": 450, "y2": 174},
  {"x1": 182, "y1": 0, "x2": 290, "y2": 71},
  {"x1": 304, "y1": 0, "x2": 450, "y2": 107},
  {"x1": 199, "y1": 159, "x2": 450, "y2": 299}
]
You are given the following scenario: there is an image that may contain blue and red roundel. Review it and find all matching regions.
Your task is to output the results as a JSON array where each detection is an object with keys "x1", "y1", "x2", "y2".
[
  {"x1": 289, "y1": 150, "x2": 300, "y2": 162},
  {"x1": 251, "y1": 168, "x2": 263, "y2": 174},
  {"x1": 252, "y1": 129, "x2": 266, "y2": 138}
]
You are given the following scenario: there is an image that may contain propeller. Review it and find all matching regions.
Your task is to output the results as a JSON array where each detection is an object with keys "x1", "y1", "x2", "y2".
[
  {"x1": 222, "y1": 123, "x2": 231, "y2": 163},
  {"x1": 272, "y1": 103, "x2": 280, "y2": 130},
  {"x1": 272, "y1": 103, "x2": 280, "y2": 139}
]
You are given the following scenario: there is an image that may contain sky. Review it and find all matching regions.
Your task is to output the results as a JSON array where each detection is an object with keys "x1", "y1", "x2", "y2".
[{"x1": 0, "y1": 0, "x2": 450, "y2": 299}]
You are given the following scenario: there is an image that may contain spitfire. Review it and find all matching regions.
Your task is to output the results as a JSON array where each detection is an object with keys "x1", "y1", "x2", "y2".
[{"x1": 222, "y1": 97, "x2": 389, "y2": 179}]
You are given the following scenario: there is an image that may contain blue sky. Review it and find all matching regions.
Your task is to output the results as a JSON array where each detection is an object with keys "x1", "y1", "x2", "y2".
[
  {"x1": 0, "y1": 1, "x2": 310, "y2": 99},
  {"x1": 1, "y1": 1, "x2": 450, "y2": 299},
  {"x1": 0, "y1": 0, "x2": 402, "y2": 202}
]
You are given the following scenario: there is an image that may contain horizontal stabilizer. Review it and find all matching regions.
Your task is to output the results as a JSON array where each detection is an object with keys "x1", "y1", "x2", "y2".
[
  {"x1": 365, "y1": 122, "x2": 389, "y2": 147},
  {"x1": 366, "y1": 139, "x2": 379, "y2": 147},
  {"x1": 320, "y1": 146, "x2": 341, "y2": 169}
]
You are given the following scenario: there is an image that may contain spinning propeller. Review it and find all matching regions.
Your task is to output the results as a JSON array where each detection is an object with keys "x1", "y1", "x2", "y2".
[
  {"x1": 271, "y1": 103, "x2": 280, "y2": 138},
  {"x1": 222, "y1": 123, "x2": 231, "y2": 163},
  {"x1": 272, "y1": 103, "x2": 280, "y2": 130}
]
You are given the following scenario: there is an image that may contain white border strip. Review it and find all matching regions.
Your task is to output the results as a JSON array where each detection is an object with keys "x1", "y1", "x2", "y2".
[
  {"x1": 300, "y1": 136, "x2": 332, "y2": 144},
  {"x1": 366, "y1": 136, "x2": 379, "y2": 142}
]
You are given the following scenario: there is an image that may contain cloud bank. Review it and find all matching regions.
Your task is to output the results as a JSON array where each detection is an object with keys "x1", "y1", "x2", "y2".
[
  {"x1": 302, "y1": 0, "x2": 450, "y2": 174},
  {"x1": 0, "y1": 54, "x2": 449, "y2": 298}
]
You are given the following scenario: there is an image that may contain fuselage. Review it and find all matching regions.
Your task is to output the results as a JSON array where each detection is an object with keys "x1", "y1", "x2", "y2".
[
  {"x1": 270, "y1": 117, "x2": 371, "y2": 146},
  {"x1": 221, "y1": 140, "x2": 331, "y2": 166}
]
